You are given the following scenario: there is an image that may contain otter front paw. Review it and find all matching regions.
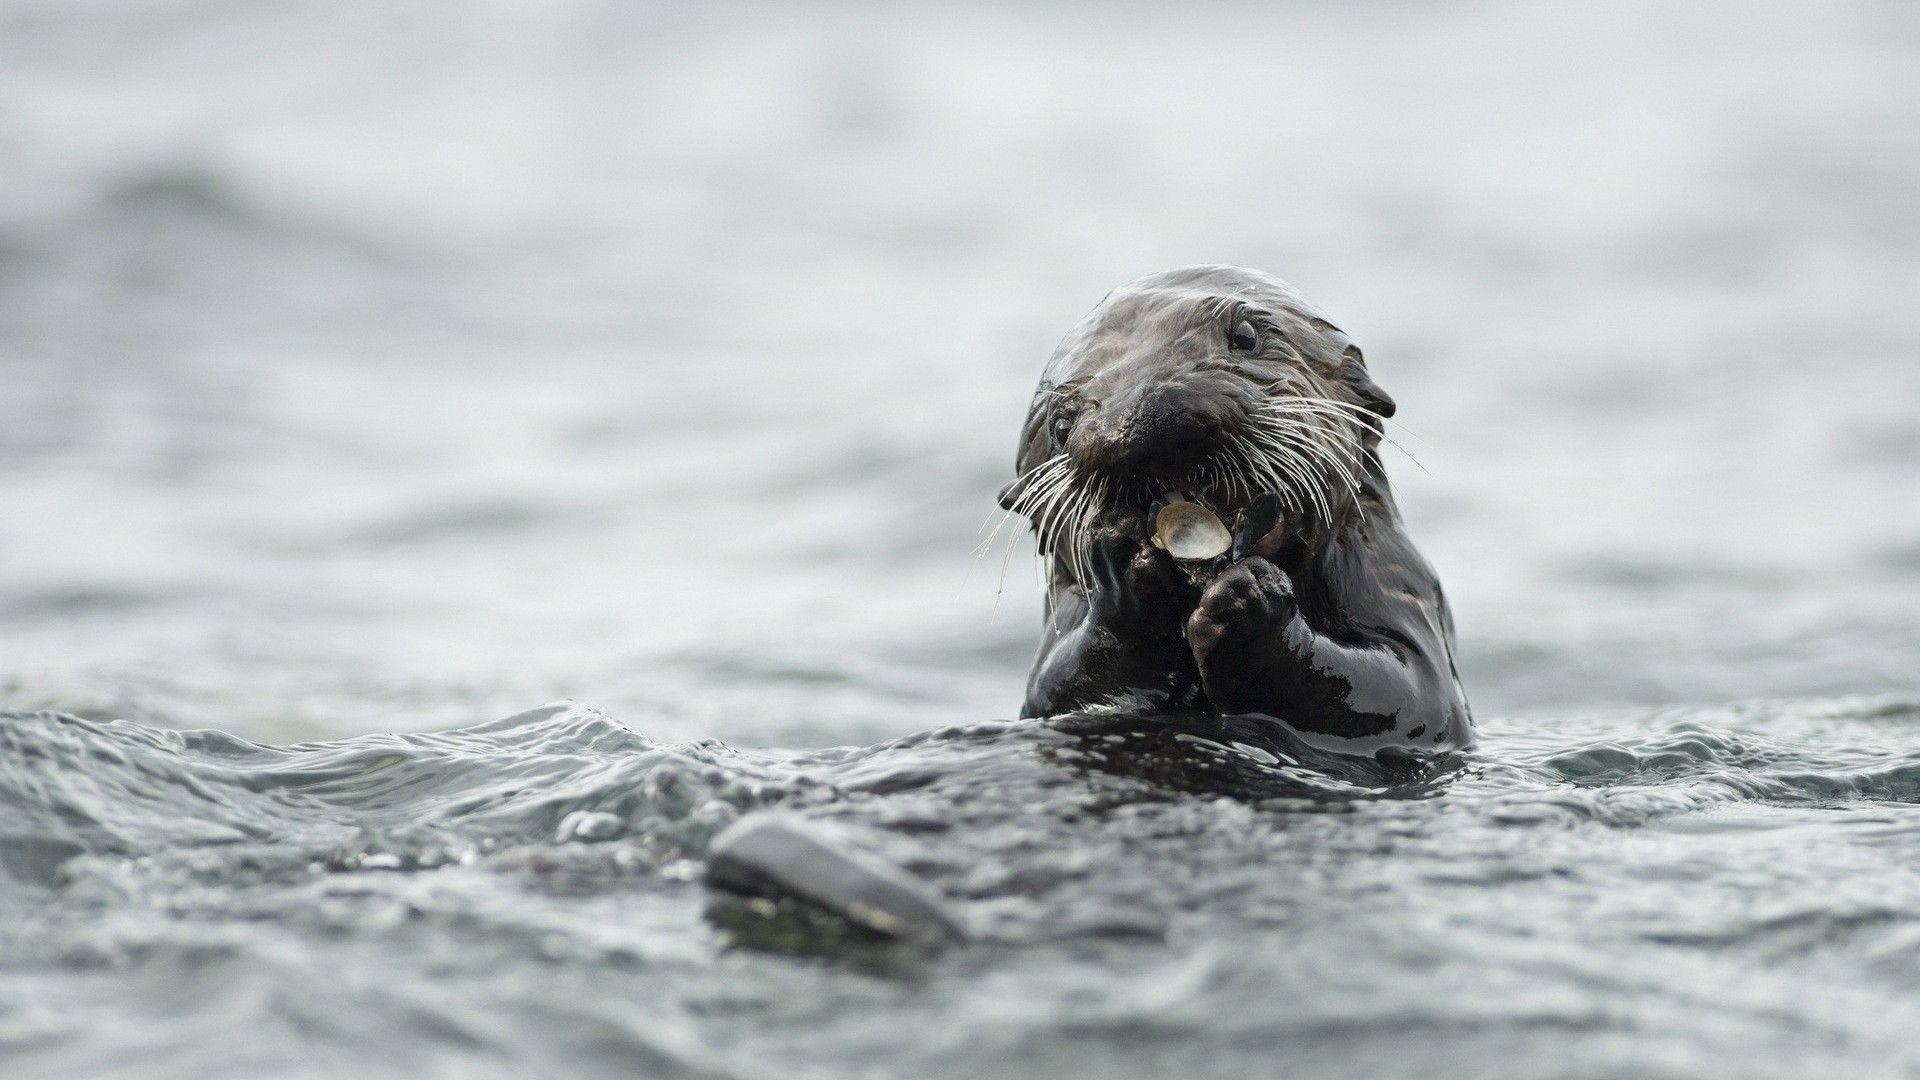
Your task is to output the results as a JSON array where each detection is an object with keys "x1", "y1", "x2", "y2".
[
  {"x1": 1187, "y1": 557, "x2": 1301, "y2": 709},
  {"x1": 1084, "y1": 506, "x2": 1196, "y2": 637}
]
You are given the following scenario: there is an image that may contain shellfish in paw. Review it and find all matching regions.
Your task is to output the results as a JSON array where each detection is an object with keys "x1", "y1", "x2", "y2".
[{"x1": 1151, "y1": 500, "x2": 1232, "y2": 562}]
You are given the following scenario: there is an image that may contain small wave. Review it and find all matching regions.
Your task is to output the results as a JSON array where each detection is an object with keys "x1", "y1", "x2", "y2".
[
  {"x1": 0, "y1": 704, "x2": 811, "y2": 878},
  {"x1": 1437, "y1": 701, "x2": 1920, "y2": 833},
  {"x1": 1539, "y1": 721, "x2": 1920, "y2": 808}
]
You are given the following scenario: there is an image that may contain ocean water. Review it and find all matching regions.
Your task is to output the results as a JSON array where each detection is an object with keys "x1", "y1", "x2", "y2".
[{"x1": 2, "y1": 1, "x2": 1918, "y2": 1077}]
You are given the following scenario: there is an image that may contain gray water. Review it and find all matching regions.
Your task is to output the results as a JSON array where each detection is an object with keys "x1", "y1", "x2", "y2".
[{"x1": 2, "y1": 2, "x2": 1918, "y2": 1077}]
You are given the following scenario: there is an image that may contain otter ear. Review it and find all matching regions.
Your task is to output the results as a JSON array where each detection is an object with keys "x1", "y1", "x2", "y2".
[{"x1": 1339, "y1": 346, "x2": 1396, "y2": 418}]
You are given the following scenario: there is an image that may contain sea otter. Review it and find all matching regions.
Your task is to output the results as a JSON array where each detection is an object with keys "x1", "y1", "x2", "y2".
[
  {"x1": 703, "y1": 266, "x2": 1470, "y2": 947},
  {"x1": 1002, "y1": 266, "x2": 1471, "y2": 749}
]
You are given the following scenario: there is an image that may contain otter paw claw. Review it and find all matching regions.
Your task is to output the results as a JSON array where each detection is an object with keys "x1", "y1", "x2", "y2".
[{"x1": 1187, "y1": 558, "x2": 1296, "y2": 661}]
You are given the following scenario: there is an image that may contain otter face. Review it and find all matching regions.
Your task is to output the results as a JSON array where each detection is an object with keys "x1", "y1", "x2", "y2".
[{"x1": 1002, "y1": 266, "x2": 1396, "y2": 585}]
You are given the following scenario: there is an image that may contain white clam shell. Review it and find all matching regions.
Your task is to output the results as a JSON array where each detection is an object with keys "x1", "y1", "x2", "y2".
[{"x1": 1153, "y1": 501, "x2": 1232, "y2": 562}]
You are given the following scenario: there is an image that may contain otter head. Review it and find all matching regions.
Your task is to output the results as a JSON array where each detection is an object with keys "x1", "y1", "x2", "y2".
[{"x1": 1002, "y1": 265, "x2": 1396, "y2": 584}]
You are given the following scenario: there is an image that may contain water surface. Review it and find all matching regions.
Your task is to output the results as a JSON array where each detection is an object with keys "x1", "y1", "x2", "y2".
[{"x1": 2, "y1": 1, "x2": 1917, "y2": 1077}]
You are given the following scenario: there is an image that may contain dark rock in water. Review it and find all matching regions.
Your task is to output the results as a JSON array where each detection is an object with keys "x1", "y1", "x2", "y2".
[{"x1": 704, "y1": 814, "x2": 970, "y2": 949}]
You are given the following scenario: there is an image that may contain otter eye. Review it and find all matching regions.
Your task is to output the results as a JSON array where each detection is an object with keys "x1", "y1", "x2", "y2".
[
  {"x1": 1049, "y1": 413, "x2": 1074, "y2": 444},
  {"x1": 1228, "y1": 319, "x2": 1261, "y2": 353}
]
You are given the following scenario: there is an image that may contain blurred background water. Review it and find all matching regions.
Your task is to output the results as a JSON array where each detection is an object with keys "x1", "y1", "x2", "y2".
[{"x1": 2, "y1": 2, "x2": 1918, "y2": 1078}]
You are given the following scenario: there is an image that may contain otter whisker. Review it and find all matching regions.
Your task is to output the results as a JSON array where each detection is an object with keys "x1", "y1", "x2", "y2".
[
  {"x1": 1251, "y1": 402, "x2": 1370, "y2": 490},
  {"x1": 1030, "y1": 474, "x2": 1082, "y2": 567},
  {"x1": 1016, "y1": 460, "x2": 1074, "y2": 521},
  {"x1": 1241, "y1": 427, "x2": 1334, "y2": 524},
  {"x1": 1254, "y1": 440, "x2": 1332, "y2": 526},
  {"x1": 1038, "y1": 472, "x2": 1098, "y2": 594},
  {"x1": 1005, "y1": 455, "x2": 1067, "y2": 506},
  {"x1": 1040, "y1": 476, "x2": 1079, "y2": 561},
  {"x1": 1258, "y1": 419, "x2": 1366, "y2": 524},
  {"x1": 994, "y1": 455, "x2": 1096, "y2": 596},
  {"x1": 1074, "y1": 477, "x2": 1107, "y2": 589},
  {"x1": 1238, "y1": 440, "x2": 1297, "y2": 516},
  {"x1": 1259, "y1": 397, "x2": 1372, "y2": 431},
  {"x1": 1259, "y1": 411, "x2": 1369, "y2": 481},
  {"x1": 1021, "y1": 460, "x2": 1093, "y2": 592},
  {"x1": 1216, "y1": 450, "x2": 1247, "y2": 504},
  {"x1": 987, "y1": 457, "x2": 1063, "y2": 522},
  {"x1": 1260, "y1": 406, "x2": 1374, "y2": 463},
  {"x1": 1262, "y1": 396, "x2": 1427, "y2": 473},
  {"x1": 1225, "y1": 450, "x2": 1255, "y2": 503},
  {"x1": 979, "y1": 456, "x2": 1068, "y2": 557},
  {"x1": 988, "y1": 456, "x2": 1079, "y2": 598},
  {"x1": 1257, "y1": 410, "x2": 1373, "y2": 474},
  {"x1": 1259, "y1": 381, "x2": 1373, "y2": 456},
  {"x1": 1044, "y1": 490, "x2": 1073, "y2": 590},
  {"x1": 1233, "y1": 437, "x2": 1305, "y2": 519},
  {"x1": 1295, "y1": 439, "x2": 1367, "y2": 523},
  {"x1": 1045, "y1": 483, "x2": 1095, "y2": 592}
]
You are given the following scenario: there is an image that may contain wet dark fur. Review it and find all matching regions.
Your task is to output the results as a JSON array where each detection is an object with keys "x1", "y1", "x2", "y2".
[{"x1": 1008, "y1": 266, "x2": 1472, "y2": 750}]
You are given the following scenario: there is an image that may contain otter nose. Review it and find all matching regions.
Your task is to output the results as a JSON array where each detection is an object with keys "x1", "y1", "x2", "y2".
[{"x1": 1078, "y1": 380, "x2": 1234, "y2": 482}]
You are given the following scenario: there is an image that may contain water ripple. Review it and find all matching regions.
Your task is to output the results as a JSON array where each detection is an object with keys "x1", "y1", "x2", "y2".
[{"x1": 3, "y1": 701, "x2": 1920, "y2": 1078}]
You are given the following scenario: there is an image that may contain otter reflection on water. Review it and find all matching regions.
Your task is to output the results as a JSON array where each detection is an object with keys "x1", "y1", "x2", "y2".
[
  {"x1": 705, "y1": 269, "x2": 1472, "y2": 949},
  {"x1": 1002, "y1": 266, "x2": 1471, "y2": 752}
]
